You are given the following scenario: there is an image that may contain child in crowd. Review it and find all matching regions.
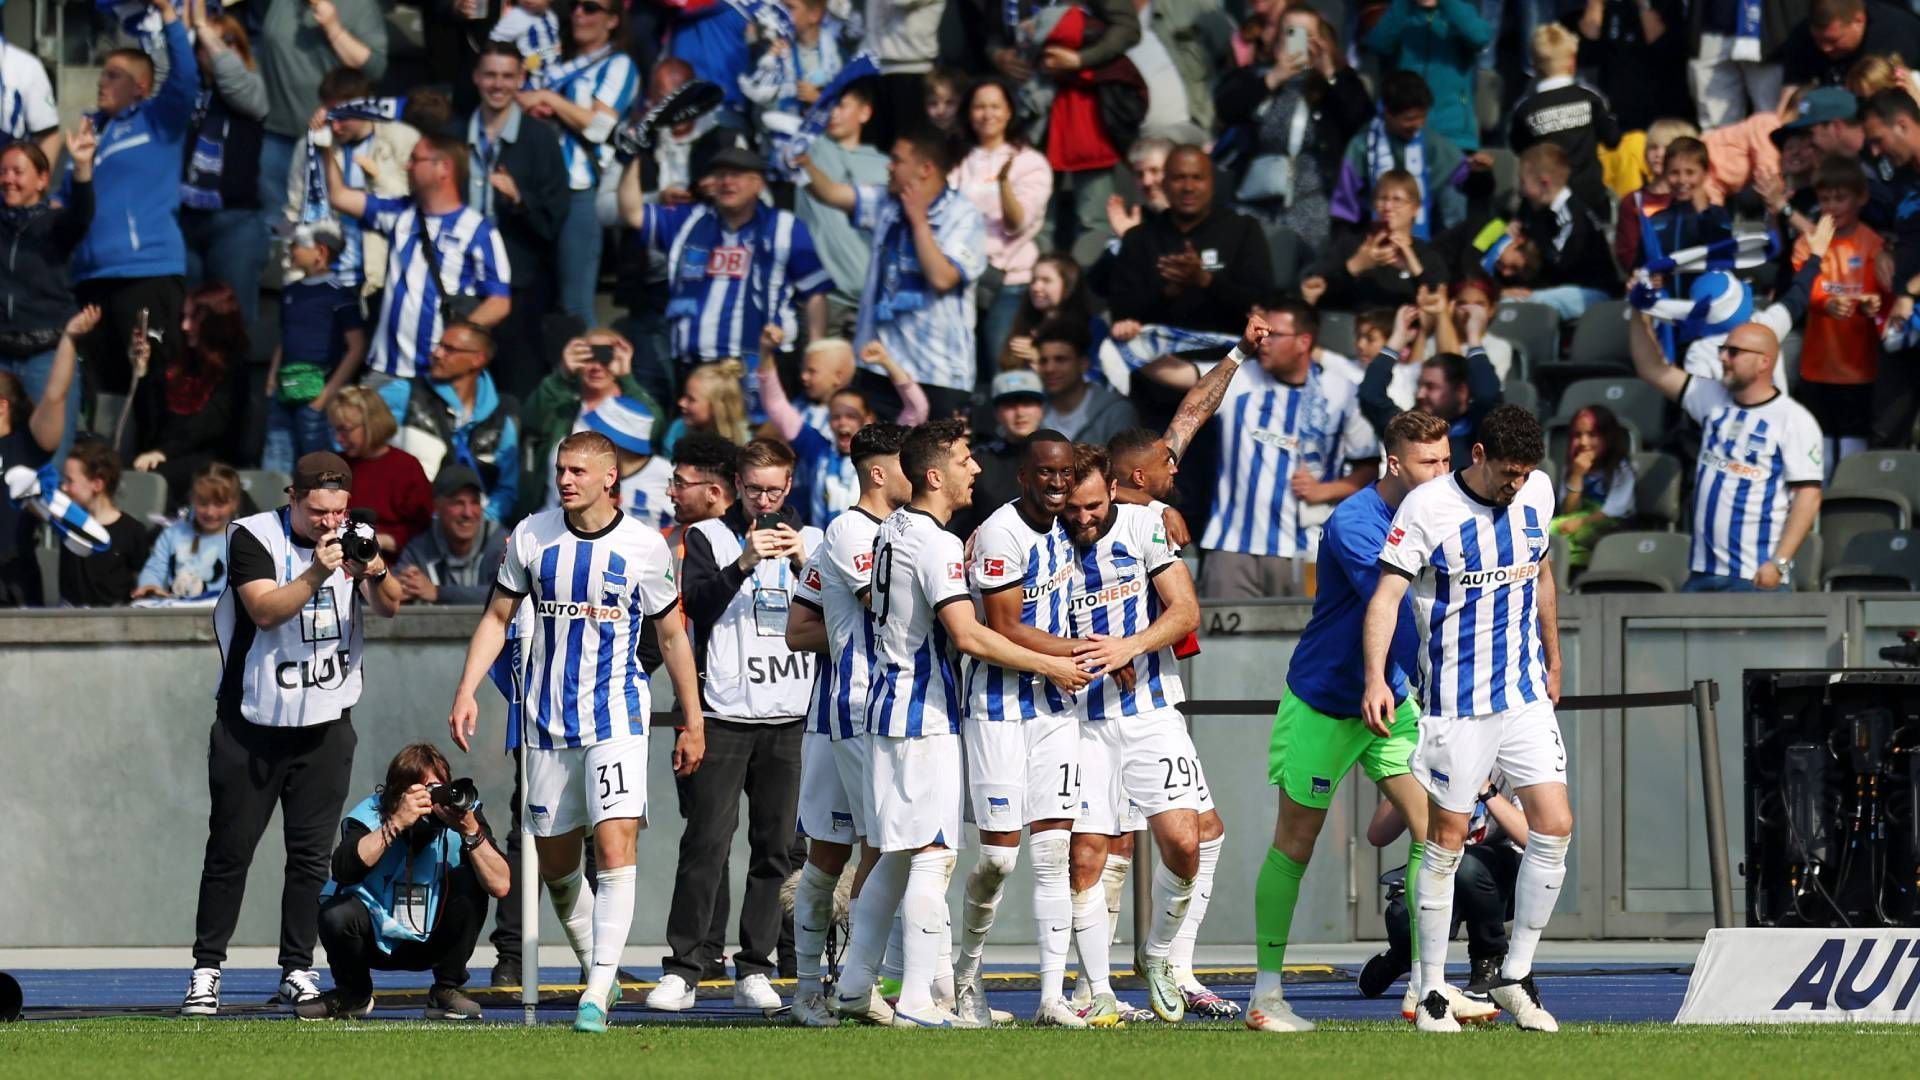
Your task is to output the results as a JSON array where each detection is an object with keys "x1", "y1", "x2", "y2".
[
  {"x1": 132, "y1": 463, "x2": 241, "y2": 601},
  {"x1": 1002, "y1": 254, "x2": 1104, "y2": 370},
  {"x1": 795, "y1": 337, "x2": 856, "y2": 442},
  {"x1": 924, "y1": 66, "x2": 966, "y2": 140},
  {"x1": 742, "y1": 0, "x2": 845, "y2": 177},
  {"x1": 1514, "y1": 143, "x2": 1619, "y2": 318},
  {"x1": 1614, "y1": 118, "x2": 1700, "y2": 271},
  {"x1": 489, "y1": 0, "x2": 562, "y2": 77},
  {"x1": 57, "y1": 439, "x2": 151, "y2": 608},
  {"x1": 1637, "y1": 136, "x2": 1731, "y2": 301},
  {"x1": 1552, "y1": 405, "x2": 1636, "y2": 570},
  {"x1": 664, "y1": 360, "x2": 750, "y2": 454},
  {"x1": 1794, "y1": 154, "x2": 1888, "y2": 476},
  {"x1": 263, "y1": 222, "x2": 366, "y2": 474},
  {"x1": 1331, "y1": 71, "x2": 1484, "y2": 241},
  {"x1": 1508, "y1": 24, "x2": 1619, "y2": 219},
  {"x1": 759, "y1": 327, "x2": 926, "y2": 526}
]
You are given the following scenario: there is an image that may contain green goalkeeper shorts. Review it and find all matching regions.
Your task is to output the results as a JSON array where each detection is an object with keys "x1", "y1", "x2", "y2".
[{"x1": 1267, "y1": 690, "x2": 1420, "y2": 810}]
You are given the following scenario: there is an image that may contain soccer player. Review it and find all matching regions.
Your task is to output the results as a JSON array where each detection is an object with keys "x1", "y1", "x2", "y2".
[
  {"x1": 1362, "y1": 405, "x2": 1568, "y2": 1033},
  {"x1": 448, "y1": 431, "x2": 708, "y2": 1034},
  {"x1": 954, "y1": 431, "x2": 1107, "y2": 1029},
  {"x1": 829, "y1": 418, "x2": 1089, "y2": 1028},
  {"x1": 1059, "y1": 444, "x2": 1209, "y2": 1024},
  {"x1": 783, "y1": 422, "x2": 912, "y2": 1027},
  {"x1": 1249, "y1": 410, "x2": 1465, "y2": 1034}
]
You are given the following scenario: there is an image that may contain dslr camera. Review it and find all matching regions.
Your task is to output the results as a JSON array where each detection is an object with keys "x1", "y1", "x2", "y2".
[
  {"x1": 331, "y1": 508, "x2": 381, "y2": 564},
  {"x1": 428, "y1": 777, "x2": 479, "y2": 816}
]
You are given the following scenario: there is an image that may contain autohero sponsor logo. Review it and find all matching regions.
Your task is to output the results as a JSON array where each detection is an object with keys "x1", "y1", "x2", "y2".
[
  {"x1": 1772, "y1": 937, "x2": 1920, "y2": 1012},
  {"x1": 1452, "y1": 562, "x2": 1541, "y2": 588},
  {"x1": 1701, "y1": 449, "x2": 1771, "y2": 482},
  {"x1": 1070, "y1": 576, "x2": 1145, "y2": 611},
  {"x1": 1022, "y1": 563, "x2": 1075, "y2": 601},
  {"x1": 536, "y1": 599, "x2": 625, "y2": 621}
]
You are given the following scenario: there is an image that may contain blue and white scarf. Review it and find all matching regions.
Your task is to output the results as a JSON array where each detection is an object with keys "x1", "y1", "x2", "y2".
[
  {"x1": 326, "y1": 96, "x2": 409, "y2": 123},
  {"x1": 180, "y1": 88, "x2": 230, "y2": 210},
  {"x1": 1094, "y1": 324, "x2": 1239, "y2": 392},
  {"x1": 776, "y1": 50, "x2": 880, "y2": 171},
  {"x1": 1730, "y1": 0, "x2": 1763, "y2": 63},
  {"x1": 1365, "y1": 116, "x2": 1430, "y2": 240},
  {"x1": 535, "y1": 45, "x2": 616, "y2": 94},
  {"x1": 5, "y1": 463, "x2": 112, "y2": 555}
]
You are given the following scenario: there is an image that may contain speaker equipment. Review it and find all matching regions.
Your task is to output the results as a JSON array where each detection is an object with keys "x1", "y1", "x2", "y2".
[{"x1": 1744, "y1": 669, "x2": 1920, "y2": 928}]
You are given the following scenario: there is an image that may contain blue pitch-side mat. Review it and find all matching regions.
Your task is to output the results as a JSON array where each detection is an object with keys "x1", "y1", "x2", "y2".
[{"x1": 9, "y1": 964, "x2": 1690, "y2": 1025}]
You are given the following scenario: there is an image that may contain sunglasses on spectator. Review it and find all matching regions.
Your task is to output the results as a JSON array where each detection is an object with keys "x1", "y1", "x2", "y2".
[
  {"x1": 1717, "y1": 344, "x2": 1766, "y2": 359},
  {"x1": 576, "y1": 1, "x2": 612, "y2": 14}
]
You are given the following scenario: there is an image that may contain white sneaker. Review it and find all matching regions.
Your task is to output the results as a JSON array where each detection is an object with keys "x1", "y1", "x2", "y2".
[
  {"x1": 733, "y1": 973, "x2": 782, "y2": 1013},
  {"x1": 1400, "y1": 984, "x2": 1418, "y2": 1022},
  {"x1": 1414, "y1": 989, "x2": 1463, "y2": 1033},
  {"x1": 646, "y1": 974, "x2": 697, "y2": 1012},
  {"x1": 277, "y1": 969, "x2": 322, "y2": 1011},
  {"x1": 891, "y1": 1004, "x2": 961, "y2": 1029},
  {"x1": 1245, "y1": 988, "x2": 1315, "y2": 1032},
  {"x1": 789, "y1": 991, "x2": 839, "y2": 1028},
  {"x1": 1488, "y1": 975, "x2": 1559, "y2": 1032},
  {"x1": 952, "y1": 975, "x2": 996, "y2": 1028},
  {"x1": 1404, "y1": 982, "x2": 1497, "y2": 1023},
  {"x1": 1033, "y1": 996, "x2": 1091, "y2": 1028},
  {"x1": 180, "y1": 967, "x2": 221, "y2": 1017},
  {"x1": 830, "y1": 984, "x2": 895, "y2": 1025}
]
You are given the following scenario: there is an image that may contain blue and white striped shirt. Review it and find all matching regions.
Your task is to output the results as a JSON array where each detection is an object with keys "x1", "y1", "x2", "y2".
[
  {"x1": 0, "y1": 40, "x2": 59, "y2": 145},
  {"x1": 536, "y1": 46, "x2": 638, "y2": 191},
  {"x1": 1069, "y1": 503, "x2": 1185, "y2": 720},
  {"x1": 794, "y1": 507, "x2": 882, "y2": 739},
  {"x1": 865, "y1": 506, "x2": 969, "y2": 738},
  {"x1": 1680, "y1": 377, "x2": 1824, "y2": 579},
  {"x1": 1379, "y1": 471, "x2": 1555, "y2": 718},
  {"x1": 969, "y1": 500, "x2": 1076, "y2": 721},
  {"x1": 851, "y1": 184, "x2": 987, "y2": 393},
  {"x1": 1200, "y1": 359, "x2": 1380, "y2": 560},
  {"x1": 490, "y1": 6, "x2": 562, "y2": 75},
  {"x1": 359, "y1": 197, "x2": 512, "y2": 378},
  {"x1": 639, "y1": 201, "x2": 831, "y2": 363},
  {"x1": 495, "y1": 509, "x2": 680, "y2": 749}
]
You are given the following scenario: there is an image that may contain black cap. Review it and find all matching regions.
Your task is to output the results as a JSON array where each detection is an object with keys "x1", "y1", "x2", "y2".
[
  {"x1": 693, "y1": 127, "x2": 765, "y2": 179},
  {"x1": 433, "y1": 464, "x2": 484, "y2": 499},
  {"x1": 290, "y1": 452, "x2": 353, "y2": 493}
]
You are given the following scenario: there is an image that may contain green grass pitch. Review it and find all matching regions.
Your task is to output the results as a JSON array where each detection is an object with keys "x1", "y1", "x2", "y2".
[{"x1": 4, "y1": 1020, "x2": 1915, "y2": 1079}]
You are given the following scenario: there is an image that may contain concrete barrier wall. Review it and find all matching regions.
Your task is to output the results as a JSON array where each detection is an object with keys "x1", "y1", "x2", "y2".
[{"x1": 0, "y1": 595, "x2": 1886, "y2": 948}]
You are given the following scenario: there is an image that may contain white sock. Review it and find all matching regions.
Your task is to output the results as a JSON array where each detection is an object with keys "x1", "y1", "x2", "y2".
[
  {"x1": 1072, "y1": 886, "x2": 1113, "y2": 996},
  {"x1": 881, "y1": 912, "x2": 905, "y2": 982},
  {"x1": 1416, "y1": 845, "x2": 1463, "y2": 997},
  {"x1": 1169, "y1": 835, "x2": 1221, "y2": 989},
  {"x1": 543, "y1": 864, "x2": 595, "y2": 975},
  {"x1": 932, "y1": 853, "x2": 957, "y2": 1006},
  {"x1": 1501, "y1": 833, "x2": 1570, "y2": 981},
  {"x1": 1101, "y1": 854, "x2": 1131, "y2": 947},
  {"x1": 956, "y1": 844, "x2": 1018, "y2": 982},
  {"x1": 1144, "y1": 862, "x2": 1195, "y2": 959},
  {"x1": 1029, "y1": 831, "x2": 1072, "y2": 1002},
  {"x1": 838, "y1": 851, "x2": 909, "y2": 1000},
  {"x1": 1252, "y1": 969, "x2": 1284, "y2": 999},
  {"x1": 584, "y1": 865, "x2": 635, "y2": 1009},
  {"x1": 898, "y1": 849, "x2": 956, "y2": 1013},
  {"x1": 793, "y1": 861, "x2": 839, "y2": 997}
]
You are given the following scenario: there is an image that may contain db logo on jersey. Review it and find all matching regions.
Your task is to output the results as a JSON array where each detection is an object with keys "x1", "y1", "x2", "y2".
[
  {"x1": 947, "y1": 561, "x2": 965, "y2": 581},
  {"x1": 854, "y1": 552, "x2": 873, "y2": 572},
  {"x1": 803, "y1": 567, "x2": 822, "y2": 590},
  {"x1": 1387, "y1": 527, "x2": 1405, "y2": 546},
  {"x1": 983, "y1": 557, "x2": 1007, "y2": 577},
  {"x1": 706, "y1": 246, "x2": 750, "y2": 278}
]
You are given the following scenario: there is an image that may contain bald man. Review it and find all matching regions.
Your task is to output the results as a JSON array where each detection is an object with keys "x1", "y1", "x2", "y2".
[
  {"x1": 1108, "y1": 146, "x2": 1274, "y2": 338},
  {"x1": 1631, "y1": 312, "x2": 1824, "y2": 592}
]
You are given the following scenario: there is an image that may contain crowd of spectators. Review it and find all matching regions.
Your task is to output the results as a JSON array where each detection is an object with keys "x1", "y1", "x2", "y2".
[{"x1": 10, "y1": 0, "x2": 1920, "y2": 606}]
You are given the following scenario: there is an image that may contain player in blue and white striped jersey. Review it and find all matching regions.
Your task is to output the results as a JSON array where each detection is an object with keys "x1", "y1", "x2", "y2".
[
  {"x1": 830, "y1": 419, "x2": 1089, "y2": 1029},
  {"x1": 1192, "y1": 298, "x2": 1380, "y2": 600},
  {"x1": 321, "y1": 132, "x2": 512, "y2": 380},
  {"x1": 1056, "y1": 444, "x2": 1213, "y2": 1025},
  {"x1": 781, "y1": 422, "x2": 910, "y2": 1027},
  {"x1": 520, "y1": 4, "x2": 637, "y2": 320},
  {"x1": 1364, "y1": 405, "x2": 1570, "y2": 1034},
  {"x1": 448, "y1": 431, "x2": 707, "y2": 1035},
  {"x1": 953, "y1": 432, "x2": 1111, "y2": 1029},
  {"x1": 1628, "y1": 308, "x2": 1824, "y2": 592}
]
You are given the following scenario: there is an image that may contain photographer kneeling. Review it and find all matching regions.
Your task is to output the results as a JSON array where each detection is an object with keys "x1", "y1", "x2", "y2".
[{"x1": 299, "y1": 743, "x2": 511, "y2": 1020}]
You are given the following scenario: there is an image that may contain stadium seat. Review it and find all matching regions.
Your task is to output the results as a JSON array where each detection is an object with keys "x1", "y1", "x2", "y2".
[
  {"x1": 1317, "y1": 310, "x2": 1357, "y2": 360},
  {"x1": 1822, "y1": 530, "x2": 1920, "y2": 592},
  {"x1": 1629, "y1": 451, "x2": 1683, "y2": 530},
  {"x1": 1818, "y1": 482, "x2": 1910, "y2": 578},
  {"x1": 1794, "y1": 532, "x2": 1823, "y2": 593},
  {"x1": 1829, "y1": 450, "x2": 1920, "y2": 513},
  {"x1": 1538, "y1": 301, "x2": 1634, "y2": 397},
  {"x1": 117, "y1": 470, "x2": 169, "y2": 527},
  {"x1": 1491, "y1": 301, "x2": 1559, "y2": 380},
  {"x1": 1548, "y1": 531, "x2": 1570, "y2": 596},
  {"x1": 1263, "y1": 222, "x2": 1310, "y2": 292},
  {"x1": 1576, "y1": 531, "x2": 1691, "y2": 593},
  {"x1": 1551, "y1": 378, "x2": 1667, "y2": 452},
  {"x1": 37, "y1": 532, "x2": 57, "y2": 607},
  {"x1": 239, "y1": 469, "x2": 291, "y2": 512},
  {"x1": 1503, "y1": 376, "x2": 1541, "y2": 419}
]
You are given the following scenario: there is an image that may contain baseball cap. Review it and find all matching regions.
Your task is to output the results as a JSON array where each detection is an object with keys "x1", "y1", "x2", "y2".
[
  {"x1": 694, "y1": 128, "x2": 765, "y2": 179},
  {"x1": 991, "y1": 369, "x2": 1045, "y2": 403},
  {"x1": 290, "y1": 451, "x2": 353, "y2": 492},
  {"x1": 1772, "y1": 87, "x2": 1859, "y2": 145},
  {"x1": 584, "y1": 397, "x2": 656, "y2": 456},
  {"x1": 433, "y1": 464, "x2": 484, "y2": 499}
]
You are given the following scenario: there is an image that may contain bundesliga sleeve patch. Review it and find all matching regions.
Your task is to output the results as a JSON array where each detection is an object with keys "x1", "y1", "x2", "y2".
[
  {"x1": 982, "y1": 557, "x2": 1007, "y2": 578},
  {"x1": 803, "y1": 566, "x2": 822, "y2": 590},
  {"x1": 1387, "y1": 527, "x2": 1405, "y2": 547},
  {"x1": 854, "y1": 552, "x2": 873, "y2": 572},
  {"x1": 947, "y1": 561, "x2": 965, "y2": 581}
]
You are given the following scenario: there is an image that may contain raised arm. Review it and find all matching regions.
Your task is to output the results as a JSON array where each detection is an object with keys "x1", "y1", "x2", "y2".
[
  {"x1": 798, "y1": 153, "x2": 856, "y2": 214},
  {"x1": 757, "y1": 327, "x2": 806, "y2": 440},
  {"x1": 1628, "y1": 309, "x2": 1688, "y2": 402},
  {"x1": 30, "y1": 307, "x2": 93, "y2": 453},
  {"x1": 865, "y1": 341, "x2": 928, "y2": 425},
  {"x1": 318, "y1": 120, "x2": 369, "y2": 220},
  {"x1": 616, "y1": 155, "x2": 648, "y2": 229},
  {"x1": 1164, "y1": 315, "x2": 1268, "y2": 459}
]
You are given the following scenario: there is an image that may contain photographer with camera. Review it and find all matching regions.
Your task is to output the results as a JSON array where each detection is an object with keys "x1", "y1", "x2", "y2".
[
  {"x1": 184, "y1": 452, "x2": 404, "y2": 1016},
  {"x1": 297, "y1": 743, "x2": 510, "y2": 1020}
]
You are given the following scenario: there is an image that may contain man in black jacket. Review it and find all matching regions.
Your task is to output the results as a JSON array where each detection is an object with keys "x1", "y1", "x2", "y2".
[
  {"x1": 1108, "y1": 145, "x2": 1273, "y2": 338},
  {"x1": 461, "y1": 42, "x2": 570, "y2": 403}
]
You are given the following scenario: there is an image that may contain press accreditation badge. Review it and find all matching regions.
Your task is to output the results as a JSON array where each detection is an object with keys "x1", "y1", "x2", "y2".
[
  {"x1": 301, "y1": 590, "x2": 342, "y2": 644},
  {"x1": 753, "y1": 587, "x2": 790, "y2": 637},
  {"x1": 395, "y1": 882, "x2": 431, "y2": 937}
]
